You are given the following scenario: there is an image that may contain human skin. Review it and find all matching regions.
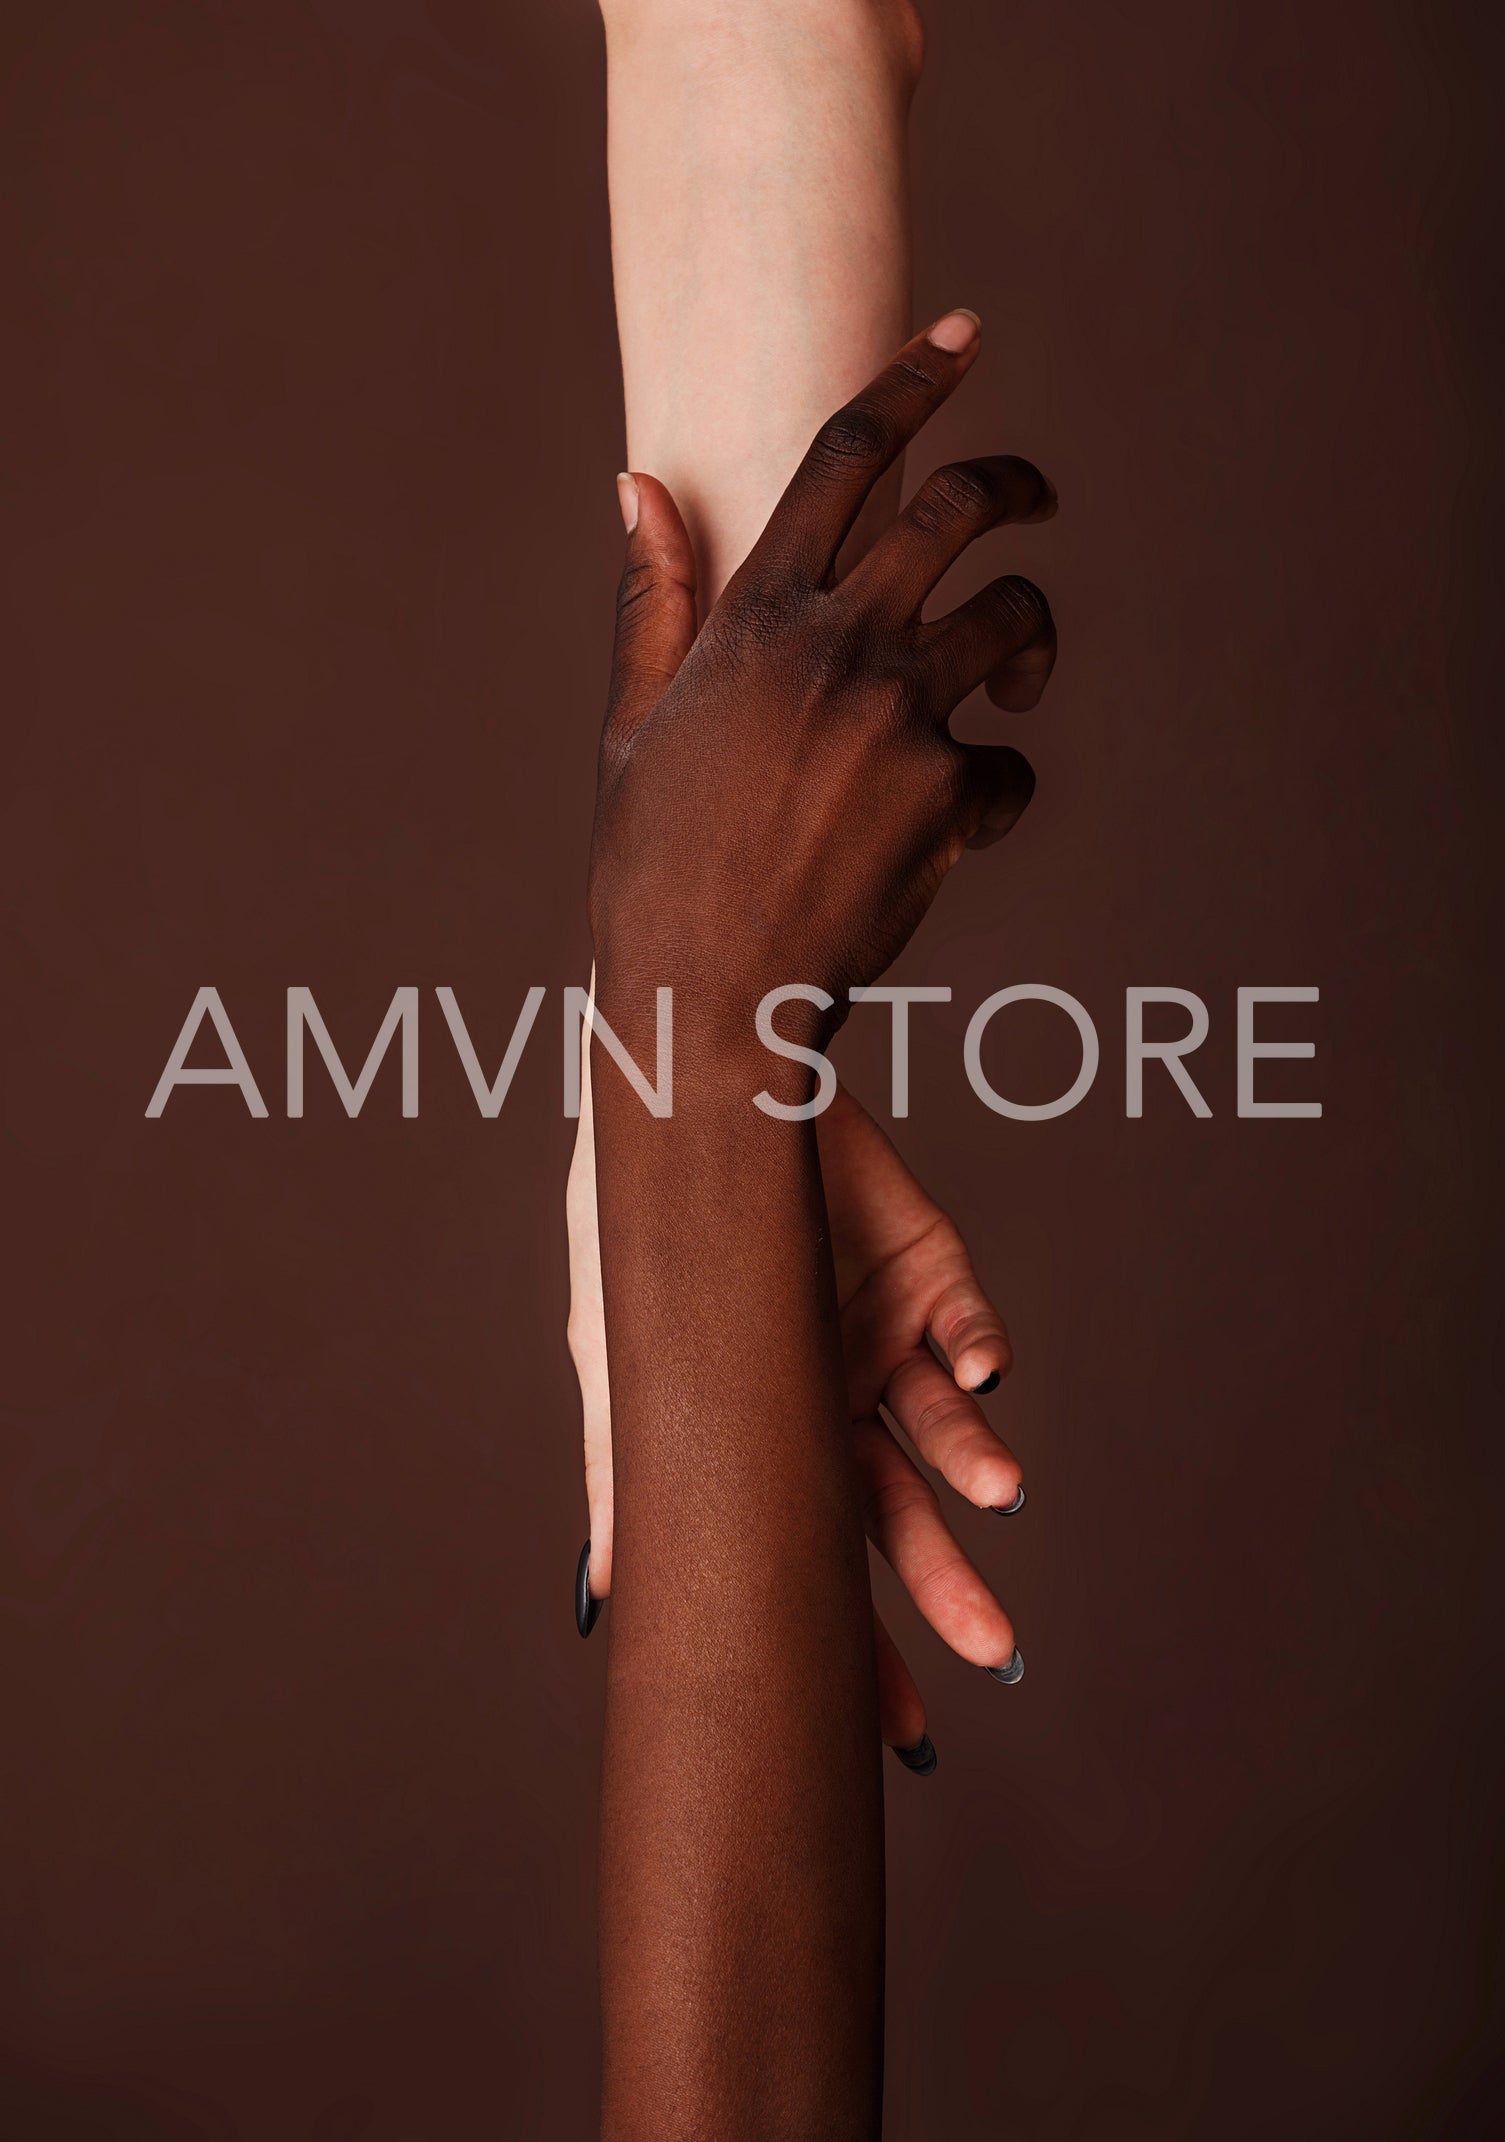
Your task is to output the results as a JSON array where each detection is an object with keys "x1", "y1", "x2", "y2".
[
  {"x1": 592, "y1": 314, "x2": 1055, "y2": 2139},
  {"x1": 571, "y1": 0, "x2": 1033, "y2": 1758}
]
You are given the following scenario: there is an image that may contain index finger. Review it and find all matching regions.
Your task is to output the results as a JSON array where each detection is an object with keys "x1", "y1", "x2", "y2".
[{"x1": 750, "y1": 309, "x2": 984, "y2": 588}]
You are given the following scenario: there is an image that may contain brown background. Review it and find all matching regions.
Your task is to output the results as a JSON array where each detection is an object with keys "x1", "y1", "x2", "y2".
[{"x1": 3, "y1": 1, "x2": 1500, "y2": 2135}]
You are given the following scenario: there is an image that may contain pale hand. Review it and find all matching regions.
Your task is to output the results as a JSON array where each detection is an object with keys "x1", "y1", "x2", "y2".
[{"x1": 567, "y1": 1054, "x2": 1025, "y2": 1751}]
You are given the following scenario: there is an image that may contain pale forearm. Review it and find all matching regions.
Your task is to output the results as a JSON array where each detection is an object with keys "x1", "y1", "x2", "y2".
[{"x1": 602, "y1": 0, "x2": 920, "y2": 600}]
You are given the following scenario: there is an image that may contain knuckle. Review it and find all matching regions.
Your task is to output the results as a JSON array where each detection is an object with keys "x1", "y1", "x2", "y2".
[
  {"x1": 910, "y1": 1389, "x2": 970, "y2": 1446},
  {"x1": 902, "y1": 1541, "x2": 991, "y2": 1636},
  {"x1": 883, "y1": 1353, "x2": 928, "y2": 1406},
  {"x1": 954, "y1": 1310, "x2": 1010, "y2": 1364},
  {"x1": 916, "y1": 1547, "x2": 978, "y2": 1611},
  {"x1": 922, "y1": 736, "x2": 970, "y2": 817},
  {"x1": 614, "y1": 555, "x2": 657, "y2": 620},
  {"x1": 881, "y1": 666, "x2": 926, "y2": 727},
  {"x1": 990, "y1": 575, "x2": 1051, "y2": 638},
  {"x1": 811, "y1": 402, "x2": 890, "y2": 474},
  {"x1": 916, "y1": 459, "x2": 996, "y2": 529},
  {"x1": 863, "y1": 1471, "x2": 940, "y2": 1533},
  {"x1": 598, "y1": 699, "x2": 636, "y2": 777},
  {"x1": 930, "y1": 1273, "x2": 981, "y2": 1322},
  {"x1": 844, "y1": 647, "x2": 920, "y2": 727},
  {"x1": 719, "y1": 578, "x2": 797, "y2": 650},
  {"x1": 935, "y1": 459, "x2": 996, "y2": 516},
  {"x1": 789, "y1": 602, "x2": 891, "y2": 703},
  {"x1": 890, "y1": 353, "x2": 940, "y2": 393}
]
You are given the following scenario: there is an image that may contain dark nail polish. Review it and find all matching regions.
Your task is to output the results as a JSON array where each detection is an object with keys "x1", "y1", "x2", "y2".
[
  {"x1": 575, "y1": 1540, "x2": 602, "y2": 1639},
  {"x1": 987, "y1": 1647, "x2": 1025, "y2": 1685},
  {"x1": 990, "y1": 1485, "x2": 1027, "y2": 1517},
  {"x1": 971, "y1": 1370, "x2": 1001, "y2": 1396},
  {"x1": 892, "y1": 1734, "x2": 937, "y2": 1776}
]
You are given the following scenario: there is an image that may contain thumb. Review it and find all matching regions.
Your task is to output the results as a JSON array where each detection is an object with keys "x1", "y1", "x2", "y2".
[{"x1": 605, "y1": 471, "x2": 698, "y2": 748}]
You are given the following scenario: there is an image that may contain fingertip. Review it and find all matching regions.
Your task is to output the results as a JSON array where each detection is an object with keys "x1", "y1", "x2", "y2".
[
  {"x1": 1024, "y1": 473, "x2": 1059, "y2": 523},
  {"x1": 584, "y1": 1499, "x2": 614, "y2": 1595},
  {"x1": 965, "y1": 746, "x2": 1036, "y2": 849},
  {"x1": 954, "y1": 1599, "x2": 1018, "y2": 1674},
  {"x1": 985, "y1": 666, "x2": 1054, "y2": 714},
  {"x1": 891, "y1": 1732, "x2": 938, "y2": 1777},
  {"x1": 616, "y1": 471, "x2": 639, "y2": 537},
  {"x1": 951, "y1": 1343, "x2": 1005, "y2": 1393},
  {"x1": 1000, "y1": 742, "x2": 1036, "y2": 795},
  {"x1": 626, "y1": 471, "x2": 698, "y2": 585},
  {"x1": 933, "y1": 1299, "x2": 1013, "y2": 1397},
  {"x1": 986, "y1": 619, "x2": 1058, "y2": 711},
  {"x1": 925, "y1": 306, "x2": 982, "y2": 356},
  {"x1": 969, "y1": 1460, "x2": 1024, "y2": 1514},
  {"x1": 575, "y1": 1540, "x2": 604, "y2": 1639},
  {"x1": 987, "y1": 686, "x2": 1047, "y2": 716}
]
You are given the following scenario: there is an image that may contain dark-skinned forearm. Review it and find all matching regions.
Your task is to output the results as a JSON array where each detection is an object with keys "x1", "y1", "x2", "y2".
[
  {"x1": 585, "y1": 312, "x2": 1056, "y2": 2139},
  {"x1": 592, "y1": 1022, "x2": 884, "y2": 2142}
]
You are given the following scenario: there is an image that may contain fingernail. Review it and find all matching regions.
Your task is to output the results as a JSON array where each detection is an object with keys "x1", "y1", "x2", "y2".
[
  {"x1": 575, "y1": 1539, "x2": 603, "y2": 1639},
  {"x1": 925, "y1": 307, "x2": 982, "y2": 354},
  {"x1": 987, "y1": 1647, "x2": 1025, "y2": 1685},
  {"x1": 616, "y1": 471, "x2": 639, "y2": 536},
  {"x1": 892, "y1": 1733, "x2": 938, "y2": 1777},
  {"x1": 990, "y1": 1485, "x2": 1027, "y2": 1517},
  {"x1": 970, "y1": 1370, "x2": 1001, "y2": 1396}
]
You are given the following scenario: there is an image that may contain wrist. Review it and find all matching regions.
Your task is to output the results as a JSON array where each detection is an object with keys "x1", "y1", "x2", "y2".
[{"x1": 591, "y1": 956, "x2": 833, "y2": 1120}]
